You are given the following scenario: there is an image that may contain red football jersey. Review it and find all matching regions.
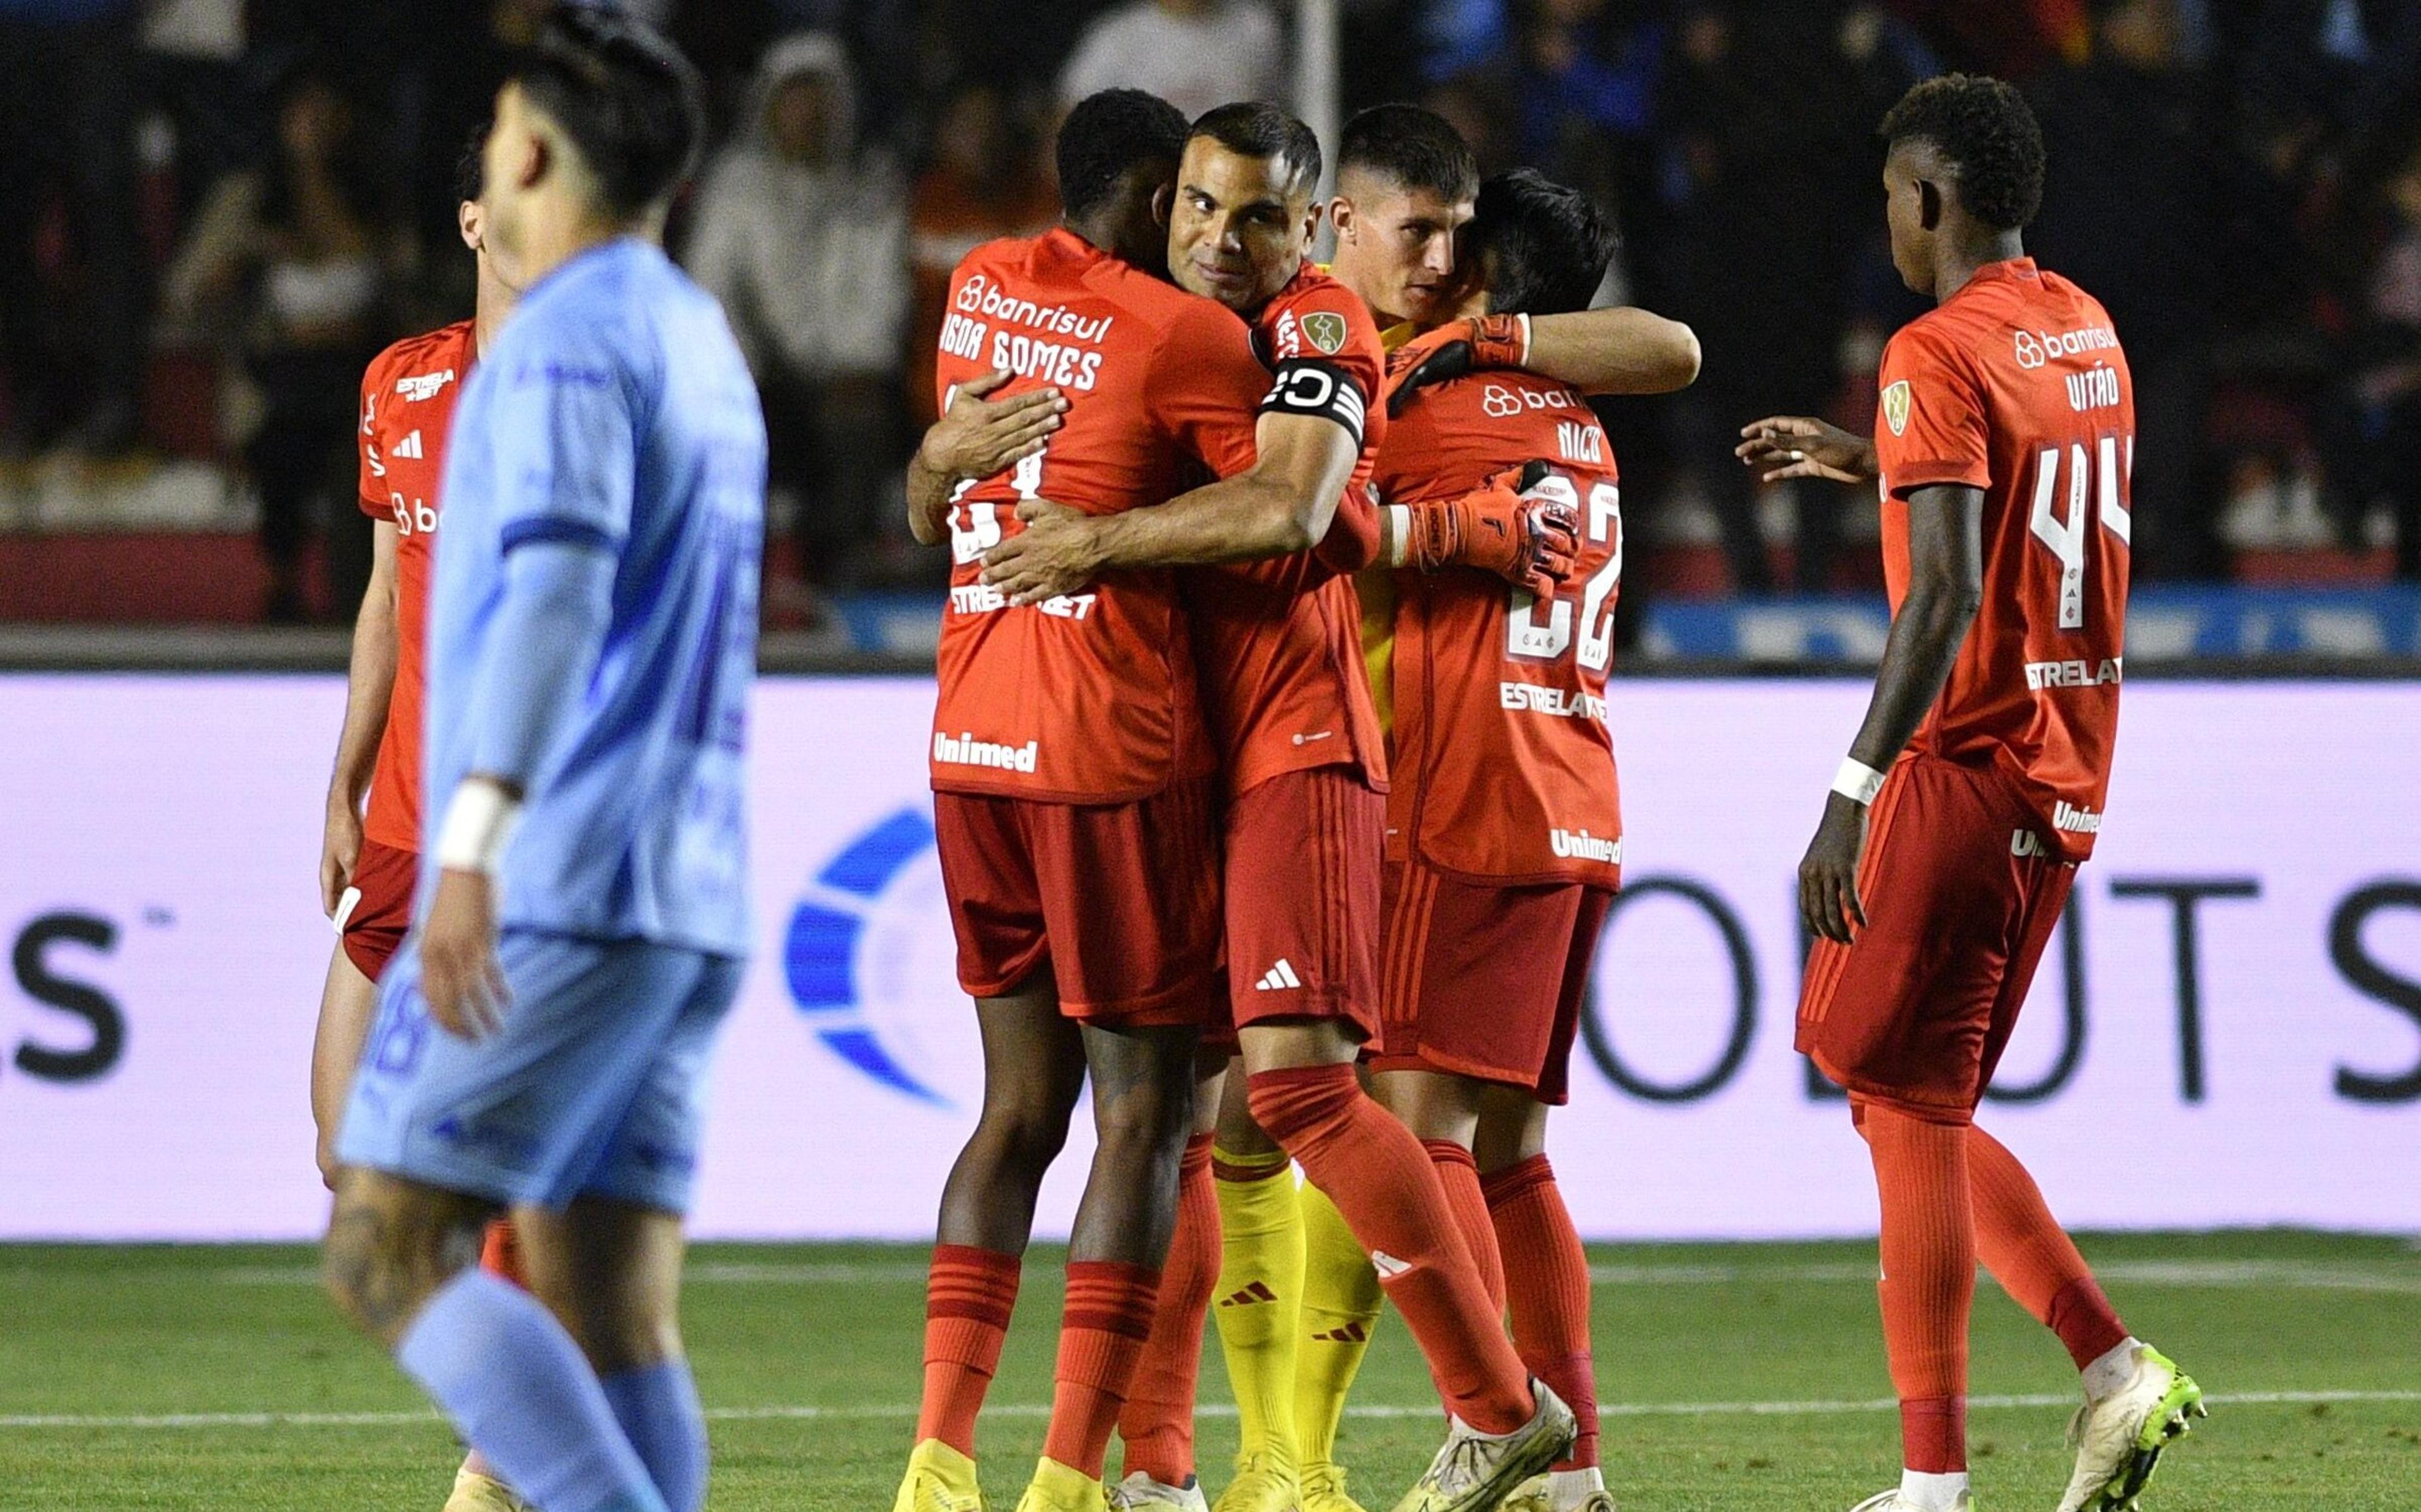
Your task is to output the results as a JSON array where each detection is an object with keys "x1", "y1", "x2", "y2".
[
  {"x1": 1874, "y1": 257, "x2": 2133, "y2": 860},
  {"x1": 356, "y1": 320, "x2": 477, "y2": 853},
  {"x1": 931, "y1": 228, "x2": 1267, "y2": 802},
  {"x1": 1371, "y1": 328, "x2": 1623, "y2": 886},
  {"x1": 1183, "y1": 263, "x2": 1390, "y2": 797}
]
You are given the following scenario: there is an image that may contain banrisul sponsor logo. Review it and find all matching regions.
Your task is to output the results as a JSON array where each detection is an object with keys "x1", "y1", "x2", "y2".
[
  {"x1": 1550, "y1": 828, "x2": 1622, "y2": 863},
  {"x1": 932, "y1": 731, "x2": 1039, "y2": 773}
]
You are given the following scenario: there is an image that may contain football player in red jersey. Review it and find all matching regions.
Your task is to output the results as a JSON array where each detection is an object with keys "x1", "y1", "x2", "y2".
[
  {"x1": 893, "y1": 89, "x2": 1282, "y2": 1512},
  {"x1": 981, "y1": 103, "x2": 1580, "y2": 1512},
  {"x1": 308, "y1": 131, "x2": 530, "y2": 1512},
  {"x1": 1365, "y1": 168, "x2": 1698, "y2": 1512},
  {"x1": 1736, "y1": 75, "x2": 2203, "y2": 1512}
]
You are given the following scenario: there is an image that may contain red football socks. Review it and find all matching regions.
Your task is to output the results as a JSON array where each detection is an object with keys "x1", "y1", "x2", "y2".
[
  {"x1": 1246, "y1": 1064, "x2": 1533, "y2": 1434},
  {"x1": 1043, "y1": 1261, "x2": 1162, "y2": 1478},
  {"x1": 1118, "y1": 1134, "x2": 1219, "y2": 1485},
  {"x1": 1857, "y1": 1097, "x2": 1973, "y2": 1474},
  {"x1": 1425, "y1": 1140, "x2": 1505, "y2": 1316},
  {"x1": 1484, "y1": 1155, "x2": 1599, "y2": 1472},
  {"x1": 1967, "y1": 1124, "x2": 2130, "y2": 1370},
  {"x1": 478, "y1": 1218, "x2": 525, "y2": 1288},
  {"x1": 917, "y1": 1244, "x2": 1022, "y2": 1457}
]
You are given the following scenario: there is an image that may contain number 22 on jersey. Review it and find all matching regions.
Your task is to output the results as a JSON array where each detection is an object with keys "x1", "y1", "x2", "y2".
[{"x1": 1506, "y1": 471, "x2": 1622, "y2": 671}]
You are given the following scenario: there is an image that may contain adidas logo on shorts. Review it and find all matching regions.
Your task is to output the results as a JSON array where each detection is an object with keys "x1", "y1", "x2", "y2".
[{"x1": 1254, "y1": 959, "x2": 1303, "y2": 991}]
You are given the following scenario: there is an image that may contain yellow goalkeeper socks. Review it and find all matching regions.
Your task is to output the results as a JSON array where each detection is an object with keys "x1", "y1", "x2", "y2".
[
  {"x1": 1294, "y1": 1179, "x2": 1383, "y2": 1472},
  {"x1": 1210, "y1": 1145, "x2": 1304, "y2": 1465}
]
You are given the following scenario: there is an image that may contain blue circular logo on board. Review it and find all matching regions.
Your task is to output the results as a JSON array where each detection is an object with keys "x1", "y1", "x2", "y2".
[{"x1": 782, "y1": 807, "x2": 967, "y2": 1105}]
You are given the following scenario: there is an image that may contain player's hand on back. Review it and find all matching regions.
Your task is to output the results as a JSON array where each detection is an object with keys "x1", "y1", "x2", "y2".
[
  {"x1": 980, "y1": 500, "x2": 1103, "y2": 606},
  {"x1": 419, "y1": 869, "x2": 509, "y2": 1041},
  {"x1": 320, "y1": 798, "x2": 363, "y2": 918},
  {"x1": 1736, "y1": 415, "x2": 1878, "y2": 484},
  {"x1": 1386, "y1": 315, "x2": 1528, "y2": 418},
  {"x1": 920, "y1": 368, "x2": 1068, "y2": 483},
  {"x1": 1798, "y1": 793, "x2": 1871, "y2": 945}
]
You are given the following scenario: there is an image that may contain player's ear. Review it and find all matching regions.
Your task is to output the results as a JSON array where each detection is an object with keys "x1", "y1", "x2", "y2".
[
  {"x1": 1917, "y1": 178, "x2": 1943, "y2": 233},
  {"x1": 1328, "y1": 197, "x2": 1354, "y2": 243},
  {"x1": 457, "y1": 199, "x2": 482, "y2": 254},
  {"x1": 1151, "y1": 182, "x2": 1173, "y2": 231},
  {"x1": 1299, "y1": 198, "x2": 1325, "y2": 251}
]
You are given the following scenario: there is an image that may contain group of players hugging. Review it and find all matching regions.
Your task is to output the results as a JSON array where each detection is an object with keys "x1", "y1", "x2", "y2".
[{"x1": 295, "y1": 9, "x2": 2203, "y2": 1512}]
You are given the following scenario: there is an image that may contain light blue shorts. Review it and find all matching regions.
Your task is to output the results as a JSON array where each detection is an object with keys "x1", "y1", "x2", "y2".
[{"x1": 336, "y1": 928, "x2": 743, "y2": 1214}]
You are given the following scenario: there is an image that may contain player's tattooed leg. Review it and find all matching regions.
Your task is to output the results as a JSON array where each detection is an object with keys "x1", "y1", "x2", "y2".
[{"x1": 321, "y1": 1167, "x2": 494, "y2": 1345}]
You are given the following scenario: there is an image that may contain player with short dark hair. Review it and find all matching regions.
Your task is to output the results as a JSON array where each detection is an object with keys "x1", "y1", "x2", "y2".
[
  {"x1": 320, "y1": 13, "x2": 758, "y2": 1512},
  {"x1": 891, "y1": 88, "x2": 1286, "y2": 1512},
  {"x1": 311, "y1": 123, "x2": 536, "y2": 1512},
  {"x1": 1737, "y1": 72, "x2": 2203, "y2": 1512},
  {"x1": 1191, "y1": 100, "x2": 1323, "y2": 202},
  {"x1": 1330, "y1": 105, "x2": 1481, "y2": 337},
  {"x1": 1360, "y1": 166, "x2": 1669, "y2": 1512},
  {"x1": 1466, "y1": 170, "x2": 1615, "y2": 323}
]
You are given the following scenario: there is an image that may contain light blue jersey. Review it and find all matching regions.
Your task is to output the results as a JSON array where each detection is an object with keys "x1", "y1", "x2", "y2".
[
  {"x1": 426, "y1": 237, "x2": 764, "y2": 957},
  {"x1": 339, "y1": 238, "x2": 763, "y2": 1212}
]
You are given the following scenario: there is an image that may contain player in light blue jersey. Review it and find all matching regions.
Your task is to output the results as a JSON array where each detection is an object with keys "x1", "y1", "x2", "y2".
[{"x1": 322, "y1": 13, "x2": 761, "y2": 1512}]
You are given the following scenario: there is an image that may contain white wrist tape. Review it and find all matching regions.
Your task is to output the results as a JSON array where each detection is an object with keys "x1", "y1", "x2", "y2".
[
  {"x1": 1512, "y1": 312, "x2": 1533, "y2": 366},
  {"x1": 1832, "y1": 756, "x2": 1887, "y2": 807},
  {"x1": 1383, "y1": 504, "x2": 1413, "y2": 568},
  {"x1": 436, "y1": 780, "x2": 523, "y2": 875}
]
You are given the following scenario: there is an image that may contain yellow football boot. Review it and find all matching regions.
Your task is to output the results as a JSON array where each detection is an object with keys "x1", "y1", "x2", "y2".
[
  {"x1": 896, "y1": 1438, "x2": 989, "y2": 1512},
  {"x1": 1300, "y1": 1460, "x2": 1370, "y2": 1512},
  {"x1": 1014, "y1": 1456, "x2": 1110, "y2": 1512},
  {"x1": 441, "y1": 1465, "x2": 530, "y2": 1512}
]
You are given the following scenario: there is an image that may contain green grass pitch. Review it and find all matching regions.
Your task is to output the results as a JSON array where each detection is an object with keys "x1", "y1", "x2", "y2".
[{"x1": 1, "y1": 1230, "x2": 2414, "y2": 1510}]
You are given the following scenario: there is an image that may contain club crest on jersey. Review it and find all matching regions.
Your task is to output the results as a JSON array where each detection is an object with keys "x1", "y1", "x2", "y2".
[
  {"x1": 1301, "y1": 310, "x2": 1348, "y2": 355},
  {"x1": 1881, "y1": 379, "x2": 1912, "y2": 436}
]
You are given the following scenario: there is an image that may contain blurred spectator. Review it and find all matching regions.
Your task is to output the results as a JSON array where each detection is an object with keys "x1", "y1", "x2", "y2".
[
  {"x1": 686, "y1": 32, "x2": 909, "y2": 611},
  {"x1": 0, "y1": 0, "x2": 148, "y2": 459},
  {"x1": 163, "y1": 71, "x2": 392, "y2": 621},
  {"x1": 1057, "y1": 0, "x2": 1287, "y2": 119},
  {"x1": 2028, "y1": 0, "x2": 2229, "y2": 579},
  {"x1": 1657, "y1": 2, "x2": 1910, "y2": 594},
  {"x1": 905, "y1": 83, "x2": 1055, "y2": 428},
  {"x1": 139, "y1": 0, "x2": 255, "y2": 219},
  {"x1": 2335, "y1": 138, "x2": 2421, "y2": 580}
]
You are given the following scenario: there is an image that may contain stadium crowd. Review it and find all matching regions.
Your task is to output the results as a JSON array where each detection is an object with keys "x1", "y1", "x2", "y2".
[{"x1": 2, "y1": 0, "x2": 2419, "y2": 621}]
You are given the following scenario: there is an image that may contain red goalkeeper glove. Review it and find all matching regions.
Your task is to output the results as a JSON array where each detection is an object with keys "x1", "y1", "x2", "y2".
[
  {"x1": 1397, "y1": 460, "x2": 1578, "y2": 599},
  {"x1": 1385, "y1": 315, "x2": 1533, "y2": 417}
]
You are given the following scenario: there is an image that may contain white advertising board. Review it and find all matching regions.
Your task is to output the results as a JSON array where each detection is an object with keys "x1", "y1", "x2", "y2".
[{"x1": 0, "y1": 676, "x2": 2415, "y2": 1240}]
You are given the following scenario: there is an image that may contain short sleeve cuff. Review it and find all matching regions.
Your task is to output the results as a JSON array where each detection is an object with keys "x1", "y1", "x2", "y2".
[{"x1": 1884, "y1": 460, "x2": 1992, "y2": 499}]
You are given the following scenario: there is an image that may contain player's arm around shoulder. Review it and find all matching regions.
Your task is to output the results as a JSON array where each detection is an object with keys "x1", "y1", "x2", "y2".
[
  {"x1": 1392, "y1": 308, "x2": 1700, "y2": 409},
  {"x1": 976, "y1": 296, "x2": 1356, "y2": 603},
  {"x1": 905, "y1": 369, "x2": 1069, "y2": 546},
  {"x1": 1519, "y1": 305, "x2": 1700, "y2": 395}
]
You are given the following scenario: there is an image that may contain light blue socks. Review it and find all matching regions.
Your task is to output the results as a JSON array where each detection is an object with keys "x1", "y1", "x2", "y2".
[
  {"x1": 396, "y1": 1270, "x2": 669, "y2": 1512},
  {"x1": 601, "y1": 1359, "x2": 710, "y2": 1512}
]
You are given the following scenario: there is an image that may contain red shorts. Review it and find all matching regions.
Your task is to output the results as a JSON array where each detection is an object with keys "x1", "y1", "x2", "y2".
[
  {"x1": 1797, "y1": 754, "x2": 2076, "y2": 1122},
  {"x1": 1369, "y1": 858, "x2": 1615, "y2": 1104},
  {"x1": 1219, "y1": 764, "x2": 1383, "y2": 1039},
  {"x1": 337, "y1": 840, "x2": 417, "y2": 982},
  {"x1": 933, "y1": 776, "x2": 1223, "y2": 1025}
]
